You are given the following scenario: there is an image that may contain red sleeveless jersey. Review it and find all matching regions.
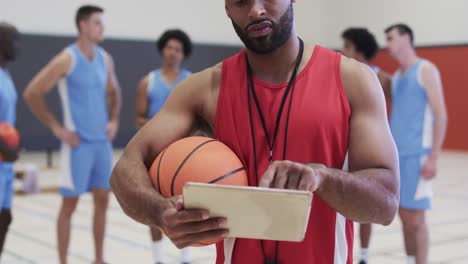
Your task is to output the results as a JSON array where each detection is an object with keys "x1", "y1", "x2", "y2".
[{"x1": 214, "y1": 46, "x2": 353, "y2": 264}]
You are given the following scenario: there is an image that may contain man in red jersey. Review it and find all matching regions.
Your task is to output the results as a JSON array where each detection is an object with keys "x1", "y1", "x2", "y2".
[{"x1": 110, "y1": 1, "x2": 399, "y2": 263}]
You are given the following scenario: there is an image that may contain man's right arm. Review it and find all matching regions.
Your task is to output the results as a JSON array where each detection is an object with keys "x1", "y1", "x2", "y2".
[
  {"x1": 135, "y1": 74, "x2": 150, "y2": 129},
  {"x1": 111, "y1": 65, "x2": 227, "y2": 249},
  {"x1": 113, "y1": 83, "x2": 198, "y2": 225},
  {"x1": 23, "y1": 51, "x2": 78, "y2": 146}
]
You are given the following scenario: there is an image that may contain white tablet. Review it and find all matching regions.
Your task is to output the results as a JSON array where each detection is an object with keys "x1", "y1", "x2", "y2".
[{"x1": 183, "y1": 182, "x2": 312, "y2": 242}]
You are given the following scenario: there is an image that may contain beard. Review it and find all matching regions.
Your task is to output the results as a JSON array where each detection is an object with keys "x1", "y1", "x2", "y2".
[{"x1": 231, "y1": 4, "x2": 294, "y2": 54}]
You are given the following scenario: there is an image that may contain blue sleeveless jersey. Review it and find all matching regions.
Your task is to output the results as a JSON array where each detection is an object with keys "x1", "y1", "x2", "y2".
[
  {"x1": 390, "y1": 60, "x2": 433, "y2": 156},
  {"x1": 58, "y1": 44, "x2": 109, "y2": 141},
  {"x1": 147, "y1": 69, "x2": 190, "y2": 118}
]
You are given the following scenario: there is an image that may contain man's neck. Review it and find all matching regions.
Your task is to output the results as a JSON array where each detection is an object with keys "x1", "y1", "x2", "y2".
[
  {"x1": 161, "y1": 63, "x2": 180, "y2": 75},
  {"x1": 76, "y1": 36, "x2": 97, "y2": 60},
  {"x1": 398, "y1": 48, "x2": 418, "y2": 73},
  {"x1": 245, "y1": 34, "x2": 300, "y2": 84}
]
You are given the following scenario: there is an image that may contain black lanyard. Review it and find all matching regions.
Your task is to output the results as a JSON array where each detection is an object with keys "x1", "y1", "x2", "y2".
[
  {"x1": 245, "y1": 38, "x2": 304, "y2": 166},
  {"x1": 245, "y1": 38, "x2": 304, "y2": 264}
]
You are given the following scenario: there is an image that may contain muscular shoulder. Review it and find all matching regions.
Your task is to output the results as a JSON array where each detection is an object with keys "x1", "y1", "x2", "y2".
[
  {"x1": 419, "y1": 60, "x2": 440, "y2": 85},
  {"x1": 210, "y1": 63, "x2": 223, "y2": 93},
  {"x1": 340, "y1": 55, "x2": 385, "y2": 111},
  {"x1": 138, "y1": 73, "x2": 152, "y2": 93},
  {"x1": 45, "y1": 49, "x2": 74, "y2": 77},
  {"x1": 100, "y1": 49, "x2": 115, "y2": 69},
  {"x1": 180, "y1": 63, "x2": 222, "y2": 93},
  {"x1": 420, "y1": 60, "x2": 438, "y2": 72},
  {"x1": 168, "y1": 63, "x2": 222, "y2": 112}
]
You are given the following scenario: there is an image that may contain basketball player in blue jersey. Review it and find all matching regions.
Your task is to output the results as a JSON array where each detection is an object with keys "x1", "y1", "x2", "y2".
[
  {"x1": 0, "y1": 22, "x2": 20, "y2": 262},
  {"x1": 342, "y1": 28, "x2": 392, "y2": 99},
  {"x1": 23, "y1": 5, "x2": 121, "y2": 264},
  {"x1": 341, "y1": 27, "x2": 392, "y2": 264},
  {"x1": 136, "y1": 29, "x2": 193, "y2": 264},
  {"x1": 385, "y1": 24, "x2": 447, "y2": 264}
]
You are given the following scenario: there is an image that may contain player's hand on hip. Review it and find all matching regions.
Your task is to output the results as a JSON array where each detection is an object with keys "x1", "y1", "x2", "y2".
[
  {"x1": 259, "y1": 160, "x2": 326, "y2": 192},
  {"x1": 158, "y1": 196, "x2": 229, "y2": 249},
  {"x1": 53, "y1": 127, "x2": 80, "y2": 147},
  {"x1": 107, "y1": 120, "x2": 119, "y2": 140},
  {"x1": 421, "y1": 155, "x2": 437, "y2": 180}
]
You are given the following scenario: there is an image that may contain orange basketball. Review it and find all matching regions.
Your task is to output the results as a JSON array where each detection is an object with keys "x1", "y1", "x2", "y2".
[
  {"x1": 0, "y1": 122, "x2": 20, "y2": 162},
  {"x1": 149, "y1": 136, "x2": 248, "y2": 246}
]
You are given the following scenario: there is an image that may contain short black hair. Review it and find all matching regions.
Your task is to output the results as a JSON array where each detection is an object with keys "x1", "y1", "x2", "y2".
[
  {"x1": 0, "y1": 22, "x2": 18, "y2": 43},
  {"x1": 75, "y1": 5, "x2": 104, "y2": 31},
  {"x1": 0, "y1": 22, "x2": 19, "y2": 63},
  {"x1": 342, "y1": 27, "x2": 379, "y2": 61},
  {"x1": 156, "y1": 29, "x2": 193, "y2": 58},
  {"x1": 385, "y1": 23, "x2": 414, "y2": 45}
]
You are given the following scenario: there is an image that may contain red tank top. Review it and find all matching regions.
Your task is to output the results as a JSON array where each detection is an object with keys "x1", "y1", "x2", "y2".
[{"x1": 215, "y1": 46, "x2": 353, "y2": 264}]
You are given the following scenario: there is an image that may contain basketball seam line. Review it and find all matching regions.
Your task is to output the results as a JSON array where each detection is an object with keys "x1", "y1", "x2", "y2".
[
  {"x1": 156, "y1": 147, "x2": 168, "y2": 195},
  {"x1": 170, "y1": 139, "x2": 217, "y2": 196},
  {"x1": 208, "y1": 167, "x2": 244, "y2": 184}
]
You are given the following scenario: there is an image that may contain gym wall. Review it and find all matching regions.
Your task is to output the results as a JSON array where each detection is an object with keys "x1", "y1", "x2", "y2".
[
  {"x1": 1, "y1": 1, "x2": 467, "y2": 151},
  {"x1": 0, "y1": 0, "x2": 322, "y2": 150}
]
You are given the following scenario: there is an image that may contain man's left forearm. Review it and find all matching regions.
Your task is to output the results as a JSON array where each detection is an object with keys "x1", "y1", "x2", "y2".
[
  {"x1": 315, "y1": 166, "x2": 399, "y2": 225},
  {"x1": 108, "y1": 88, "x2": 121, "y2": 122},
  {"x1": 430, "y1": 115, "x2": 448, "y2": 158}
]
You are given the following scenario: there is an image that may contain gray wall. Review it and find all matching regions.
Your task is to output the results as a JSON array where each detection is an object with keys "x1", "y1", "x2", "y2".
[{"x1": 10, "y1": 34, "x2": 241, "y2": 150}]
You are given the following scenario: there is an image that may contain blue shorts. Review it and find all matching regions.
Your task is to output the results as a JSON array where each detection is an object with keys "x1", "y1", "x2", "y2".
[
  {"x1": 60, "y1": 140, "x2": 113, "y2": 197},
  {"x1": 0, "y1": 164, "x2": 14, "y2": 209},
  {"x1": 399, "y1": 154, "x2": 432, "y2": 210}
]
